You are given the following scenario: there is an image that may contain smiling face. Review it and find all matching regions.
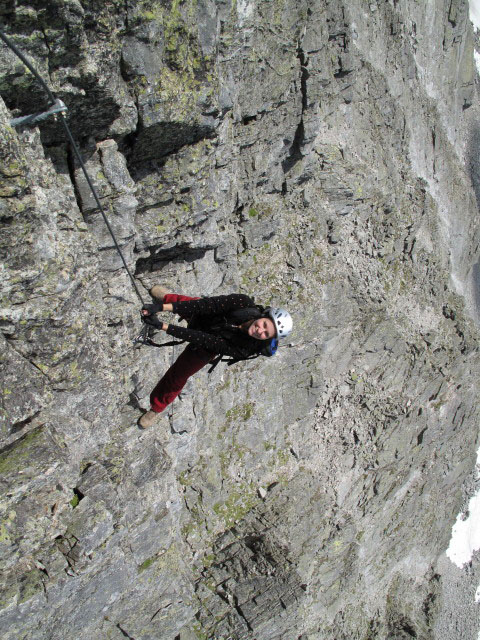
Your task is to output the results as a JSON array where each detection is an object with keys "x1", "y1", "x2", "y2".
[{"x1": 247, "y1": 317, "x2": 276, "y2": 340}]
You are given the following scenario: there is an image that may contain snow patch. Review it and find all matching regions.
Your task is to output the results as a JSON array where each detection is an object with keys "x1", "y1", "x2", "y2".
[
  {"x1": 446, "y1": 491, "x2": 480, "y2": 567},
  {"x1": 475, "y1": 50, "x2": 480, "y2": 76},
  {"x1": 469, "y1": 2, "x2": 480, "y2": 73},
  {"x1": 237, "y1": 0, "x2": 254, "y2": 24},
  {"x1": 470, "y1": 0, "x2": 480, "y2": 31},
  {"x1": 446, "y1": 446, "x2": 480, "y2": 568},
  {"x1": 475, "y1": 584, "x2": 480, "y2": 603}
]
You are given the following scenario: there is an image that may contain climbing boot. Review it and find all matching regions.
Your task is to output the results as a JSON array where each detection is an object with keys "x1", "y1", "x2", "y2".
[
  {"x1": 138, "y1": 410, "x2": 161, "y2": 429},
  {"x1": 150, "y1": 285, "x2": 170, "y2": 300}
]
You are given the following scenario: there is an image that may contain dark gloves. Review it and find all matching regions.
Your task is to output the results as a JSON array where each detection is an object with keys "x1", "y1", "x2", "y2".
[
  {"x1": 141, "y1": 313, "x2": 162, "y2": 328},
  {"x1": 142, "y1": 303, "x2": 163, "y2": 315},
  {"x1": 141, "y1": 303, "x2": 163, "y2": 328}
]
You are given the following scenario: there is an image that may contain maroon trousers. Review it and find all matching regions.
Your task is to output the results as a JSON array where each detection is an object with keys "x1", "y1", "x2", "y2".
[{"x1": 150, "y1": 293, "x2": 214, "y2": 413}]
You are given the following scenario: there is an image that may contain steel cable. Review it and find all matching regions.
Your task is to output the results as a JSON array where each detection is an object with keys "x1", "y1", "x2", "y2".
[{"x1": 0, "y1": 29, "x2": 146, "y2": 306}]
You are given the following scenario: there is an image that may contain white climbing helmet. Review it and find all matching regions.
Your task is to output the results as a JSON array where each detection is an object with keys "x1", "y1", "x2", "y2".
[{"x1": 267, "y1": 307, "x2": 293, "y2": 339}]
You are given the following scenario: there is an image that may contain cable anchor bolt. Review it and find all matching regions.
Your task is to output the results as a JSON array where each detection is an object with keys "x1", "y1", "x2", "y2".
[{"x1": 10, "y1": 99, "x2": 68, "y2": 128}]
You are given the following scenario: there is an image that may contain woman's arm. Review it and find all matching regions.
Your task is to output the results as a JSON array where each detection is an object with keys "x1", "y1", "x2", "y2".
[
  {"x1": 170, "y1": 294, "x2": 255, "y2": 317},
  {"x1": 143, "y1": 294, "x2": 254, "y2": 317}
]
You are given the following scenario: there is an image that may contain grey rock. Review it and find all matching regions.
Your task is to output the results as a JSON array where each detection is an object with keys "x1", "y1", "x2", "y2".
[{"x1": 0, "y1": 1, "x2": 479, "y2": 639}]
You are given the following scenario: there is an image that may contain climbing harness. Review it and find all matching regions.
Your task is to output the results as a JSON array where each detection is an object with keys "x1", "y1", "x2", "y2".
[
  {"x1": 0, "y1": 29, "x2": 146, "y2": 314},
  {"x1": 207, "y1": 337, "x2": 278, "y2": 373},
  {"x1": 133, "y1": 324, "x2": 157, "y2": 347},
  {"x1": 133, "y1": 329, "x2": 185, "y2": 350}
]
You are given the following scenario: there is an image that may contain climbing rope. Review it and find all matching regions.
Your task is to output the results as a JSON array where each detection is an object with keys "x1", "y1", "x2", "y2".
[{"x1": 0, "y1": 29, "x2": 146, "y2": 307}]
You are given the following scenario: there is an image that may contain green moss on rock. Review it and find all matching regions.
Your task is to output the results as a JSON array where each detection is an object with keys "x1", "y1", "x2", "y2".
[
  {"x1": 212, "y1": 483, "x2": 258, "y2": 528},
  {"x1": 0, "y1": 427, "x2": 45, "y2": 476}
]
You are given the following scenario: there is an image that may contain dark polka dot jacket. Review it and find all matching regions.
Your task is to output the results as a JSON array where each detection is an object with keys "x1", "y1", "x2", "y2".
[{"x1": 166, "y1": 294, "x2": 265, "y2": 358}]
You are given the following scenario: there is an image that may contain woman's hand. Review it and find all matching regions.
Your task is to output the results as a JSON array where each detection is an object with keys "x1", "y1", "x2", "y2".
[
  {"x1": 141, "y1": 308, "x2": 168, "y2": 331},
  {"x1": 142, "y1": 303, "x2": 173, "y2": 314},
  {"x1": 142, "y1": 303, "x2": 163, "y2": 315}
]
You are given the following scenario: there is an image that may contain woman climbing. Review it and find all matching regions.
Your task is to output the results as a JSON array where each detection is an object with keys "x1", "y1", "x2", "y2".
[{"x1": 138, "y1": 286, "x2": 293, "y2": 428}]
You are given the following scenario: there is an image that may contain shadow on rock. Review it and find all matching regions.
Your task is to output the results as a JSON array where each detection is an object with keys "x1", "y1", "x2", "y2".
[
  {"x1": 134, "y1": 243, "x2": 216, "y2": 276},
  {"x1": 124, "y1": 121, "x2": 216, "y2": 177}
]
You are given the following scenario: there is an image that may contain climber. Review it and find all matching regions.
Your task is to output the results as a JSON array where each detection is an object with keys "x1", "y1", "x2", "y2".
[{"x1": 138, "y1": 286, "x2": 293, "y2": 428}]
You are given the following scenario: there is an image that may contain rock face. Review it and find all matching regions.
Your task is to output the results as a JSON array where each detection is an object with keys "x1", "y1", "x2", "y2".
[{"x1": 0, "y1": 1, "x2": 479, "y2": 638}]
